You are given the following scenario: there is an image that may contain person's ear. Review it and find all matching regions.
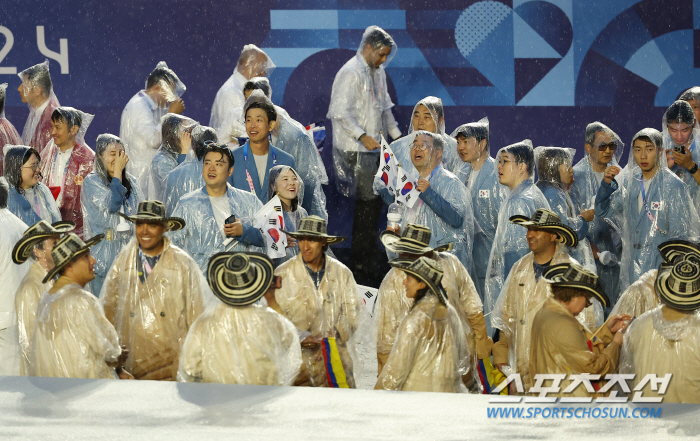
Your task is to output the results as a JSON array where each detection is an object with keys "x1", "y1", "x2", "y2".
[
  {"x1": 228, "y1": 165, "x2": 234, "y2": 177},
  {"x1": 584, "y1": 143, "x2": 594, "y2": 156},
  {"x1": 70, "y1": 125, "x2": 79, "y2": 137},
  {"x1": 269, "y1": 119, "x2": 277, "y2": 132},
  {"x1": 479, "y1": 139, "x2": 487, "y2": 152},
  {"x1": 418, "y1": 281, "x2": 427, "y2": 290}
]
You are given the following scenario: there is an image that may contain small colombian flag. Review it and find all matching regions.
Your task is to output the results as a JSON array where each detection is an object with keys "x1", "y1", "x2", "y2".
[{"x1": 321, "y1": 337, "x2": 349, "y2": 388}]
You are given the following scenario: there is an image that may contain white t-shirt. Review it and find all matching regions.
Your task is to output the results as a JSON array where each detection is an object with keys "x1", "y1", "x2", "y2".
[
  {"x1": 467, "y1": 167, "x2": 481, "y2": 193},
  {"x1": 209, "y1": 194, "x2": 231, "y2": 236},
  {"x1": 593, "y1": 171, "x2": 604, "y2": 185},
  {"x1": 253, "y1": 153, "x2": 268, "y2": 187},
  {"x1": 50, "y1": 147, "x2": 74, "y2": 207}
]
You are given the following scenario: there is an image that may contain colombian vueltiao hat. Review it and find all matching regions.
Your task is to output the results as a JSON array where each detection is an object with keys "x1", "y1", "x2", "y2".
[
  {"x1": 12, "y1": 220, "x2": 75, "y2": 264},
  {"x1": 655, "y1": 259, "x2": 700, "y2": 311},
  {"x1": 509, "y1": 208, "x2": 578, "y2": 248},
  {"x1": 543, "y1": 262, "x2": 610, "y2": 308},
  {"x1": 389, "y1": 256, "x2": 448, "y2": 305},
  {"x1": 281, "y1": 215, "x2": 345, "y2": 245},
  {"x1": 380, "y1": 224, "x2": 453, "y2": 254},
  {"x1": 118, "y1": 200, "x2": 185, "y2": 231},
  {"x1": 43, "y1": 233, "x2": 104, "y2": 284},
  {"x1": 207, "y1": 252, "x2": 274, "y2": 306},
  {"x1": 658, "y1": 239, "x2": 700, "y2": 264}
]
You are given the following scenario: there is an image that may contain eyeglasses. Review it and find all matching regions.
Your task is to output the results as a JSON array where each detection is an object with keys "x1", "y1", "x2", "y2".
[
  {"x1": 22, "y1": 161, "x2": 42, "y2": 172},
  {"x1": 597, "y1": 142, "x2": 616, "y2": 152},
  {"x1": 410, "y1": 141, "x2": 429, "y2": 151}
]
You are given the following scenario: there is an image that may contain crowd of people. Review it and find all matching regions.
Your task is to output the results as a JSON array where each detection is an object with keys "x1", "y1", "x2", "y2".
[{"x1": 0, "y1": 25, "x2": 699, "y2": 402}]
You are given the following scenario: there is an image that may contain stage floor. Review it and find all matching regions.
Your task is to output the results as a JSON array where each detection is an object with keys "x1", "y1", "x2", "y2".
[{"x1": 1, "y1": 376, "x2": 699, "y2": 440}]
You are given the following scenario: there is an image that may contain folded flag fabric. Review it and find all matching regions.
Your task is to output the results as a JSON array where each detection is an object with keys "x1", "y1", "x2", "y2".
[
  {"x1": 253, "y1": 195, "x2": 287, "y2": 259},
  {"x1": 321, "y1": 337, "x2": 349, "y2": 388},
  {"x1": 374, "y1": 135, "x2": 399, "y2": 196},
  {"x1": 396, "y1": 165, "x2": 421, "y2": 208},
  {"x1": 478, "y1": 358, "x2": 508, "y2": 395}
]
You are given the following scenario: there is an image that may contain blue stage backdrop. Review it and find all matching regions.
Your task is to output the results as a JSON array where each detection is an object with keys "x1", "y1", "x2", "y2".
[{"x1": 2, "y1": 0, "x2": 698, "y2": 244}]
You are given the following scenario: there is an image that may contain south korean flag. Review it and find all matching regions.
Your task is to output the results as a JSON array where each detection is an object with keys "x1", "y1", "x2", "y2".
[
  {"x1": 373, "y1": 135, "x2": 399, "y2": 195},
  {"x1": 396, "y1": 165, "x2": 421, "y2": 208},
  {"x1": 253, "y1": 195, "x2": 287, "y2": 259}
]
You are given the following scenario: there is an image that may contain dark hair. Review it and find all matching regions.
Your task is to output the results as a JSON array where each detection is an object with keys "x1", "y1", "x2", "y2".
[
  {"x1": 503, "y1": 142, "x2": 534, "y2": 176},
  {"x1": 415, "y1": 98, "x2": 444, "y2": 128},
  {"x1": 665, "y1": 100, "x2": 695, "y2": 125},
  {"x1": 364, "y1": 28, "x2": 395, "y2": 50},
  {"x1": 536, "y1": 148, "x2": 571, "y2": 186},
  {"x1": 410, "y1": 286, "x2": 432, "y2": 309},
  {"x1": 635, "y1": 135, "x2": 652, "y2": 145},
  {"x1": 203, "y1": 143, "x2": 235, "y2": 169},
  {"x1": 51, "y1": 108, "x2": 83, "y2": 132},
  {"x1": 0, "y1": 177, "x2": 8, "y2": 208},
  {"x1": 454, "y1": 125, "x2": 489, "y2": 151},
  {"x1": 243, "y1": 78, "x2": 271, "y2": 98},
  {"x1": 95, "y1": 134, "x2": 133, "y2": 200},
  {"x1": 22, "y1": 63, "x2": 52, "y2": 97},
  {"x1": 0, "y1": 85, "x2": 6, "y2": 115},
  {"x1": 680, "y1": 86, "x2": 700, "y2": 103},
  {"x1": 146, "y1": 66, "x2": 178, "y2": 91},
  {"x1": 192, "y1": 126, "x2": 218, "y2": 160},
  {"x1": 245, "y1": 101, "x2": 277, "y2": 124},
  {"x1": 551, "y1": 285, "x2": 590, "y2": 303},
  {"x1": 161, "y1": 114, "x2": 193, "y2": 154},
  {"x1": 585, "y1": 121, "x2": 612, "y2": 146},
  {"x1": 18, "y1": 149, "x2": 41, "y2": 193}
]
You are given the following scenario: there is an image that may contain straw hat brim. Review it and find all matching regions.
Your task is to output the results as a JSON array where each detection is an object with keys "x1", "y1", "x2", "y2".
[
  {"x1": 281, "y1": 229, "x2": 345, "y2": 245},
  {"x1": 12, "y1": 221, "x2": 76, "y2": 264},
  {"x1": 509, "y1": 215, "x2": 578, "y2": 248},
  {"x1": 207, "y1": 252, "x2": 274, "y2": 306},
  {"x1": 118, "y1": 212, "x2": 186, "y2": 231},
  {"x1": 42, "y1": 234, "x2": 104, "y2": 284},
  {"x1": 658, "y1": 239, "x2": 700, "y2": 264},
  {"x1": 542, "y1": 263, "x2": 609, "y2": 307},
  {"x1": 380, "y1": 230, "x2": 453, "y2": 254},
  {"x1": 389, "y1": 258, "x2": 448, "y2": 305},
  {"x1": 655, "y1": 262, "x2": 700, "y2": 311}
]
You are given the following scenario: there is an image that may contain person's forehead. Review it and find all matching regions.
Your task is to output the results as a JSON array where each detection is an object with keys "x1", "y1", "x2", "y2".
[
  {"x1": 204, "y1": 151, "x2": 227, "y2": 162},
  {"x1": 594, "y1": 131, "x2": 613, "y2": 145},
  {"x1": 246, "y1": 107, "x2": 267, "y2": 117},
  {"x1": 414, "y1": 104, "x2": 431, "y2": 115},
  {"x1": 377, "y1": 45, "x2": 392, "y2": 55},
  {"x1": 668, "y1": 122, "x2": 692, "y2": 130},
  {"x1": 633, "y1": 139, "x2": 655, "y2": 148}
]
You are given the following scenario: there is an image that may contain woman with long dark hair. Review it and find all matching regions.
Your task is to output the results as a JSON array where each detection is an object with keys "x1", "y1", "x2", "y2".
[{"x1": 3, "y1": 145, "x2": 60, "y2": 224}]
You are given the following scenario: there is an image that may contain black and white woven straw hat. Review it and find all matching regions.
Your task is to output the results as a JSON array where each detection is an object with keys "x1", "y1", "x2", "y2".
[
  {"x1": 655, "y1": 259, "x2": 700, "y2": 311},
  {"x1": 389, "y1": 256, "x2": 448, "y2": 305},
  {"x1": 12, "y1": 220, "x2": 75, "y2": 264},
  {"x1": 380, "y1": 224, "x2": 453, "y2": 254},
  {"x1": 282, "y1": 215, "x2": 345, "y2": 245},
  {"x1": 207, "y1": 252, "x2": 274, "y2": 306},
  {"x1": 543, "y1": 262, "x2": 610, "y2": 307},
  {"x1": 658, "y1": 239, "x2": 700, "y2": 265},
  {"x1": 43, "y1": 233, "x2": 104, "y2": 283},
  {"x1": 119, "y1": 200, "x2": 185, "y2": 231},
  {"x1": 509, "y1": 208, "x2": 578, "y2": 248}
]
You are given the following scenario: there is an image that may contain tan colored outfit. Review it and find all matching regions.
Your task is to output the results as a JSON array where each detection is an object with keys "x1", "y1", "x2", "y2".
[
  {"x1": 178, "y1": 302, "x2": 302, "y2": 385},
  {"x1": 101, "y1": 238, "x2": 206, "y2": 380},
  {"x1": 15, "y1": 261, "x2": 52, "y2": 375},
  {"x1": 31, "y1": 281, "x2": 120, "y2": 379},
  {"x1": 491, "y1": 246, "x2": 600, "y2": 391},
  {"x1": 611, "y1": 269, "x2": 659, "y2": 318},
  {"x1": 620, "y1": 306, "x2": 700, "y2": 404},
  {"x1": 375, "y1": 295, "x2": 469, "y2": 392},
  {"x1": 274, "y1": 254, "x2": 361, "y2": 387},
  {"x1": 529, "y1": 298, "x2": 619, "y2": 397},
  {"x1": 375, "y1": 252, "x2": 491, "y2": 375}
]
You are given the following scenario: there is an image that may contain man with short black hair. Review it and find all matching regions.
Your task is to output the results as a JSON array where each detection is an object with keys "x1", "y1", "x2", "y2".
[{"x1": 17, "y1": 61, "x2": 60, "y2": 153}]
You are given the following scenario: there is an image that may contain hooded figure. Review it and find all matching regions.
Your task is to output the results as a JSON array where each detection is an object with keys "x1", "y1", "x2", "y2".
[
  {"x1": 120, "y1": 61, "x2": 186, "y2": 187},
  {"x1": 163, "y1": 126, "x2": 217, "y2": 216},
  {"x1": 388, "y1": 96, "x2": 463, "y2": 175},
  {"x1": 0, "y1": 177, "x2": 31, "y2": 376},
  {"x1": 39, "y1": 107, "x2": 95, "y2": 237},
  {"x1": 595, "y1": 128, "x2": 700, "y2": 293},
  {"x1": 620, "y1": 258, "x2": 700, "y2": 404},
  {"x1": 266, "y1": 165, "x2": 307, "y2": 267},
  {"x1": 535, "y1": 146, "x2": 596, "y2": 272},
  {"x1": 145, "y1": 113, "x2": 196, "y2": 201},
  {"x1": 662, "y1": 100, "x2": 700, "y2": 210},
  {"x1": 0, "y1": 83, "x2": 22, "y2": 174},
  {"x1": 17, "y1": 61, "x2": 60, "y2": 154},
  {"x1": 570, "y1": 122, "x2": 624, "y2": 303},
  {"x1": 81, "y1": 134, "x2": 143, "y2": 296},
  {"x1": 451, "y1": 118, "x2": 507, "y2": 297},
  {"x1": 100, "y1": 201, "x2": 207, "y2": 381},
  {"x1": 209, "y1": 45, "x2": 275, "y2": 132},
  {"x1": 484, "y1": 140, "x2": 550, "y2": 318},
  {"x1": 4, "y1": 145, "x2": 61, "y2": 225}
]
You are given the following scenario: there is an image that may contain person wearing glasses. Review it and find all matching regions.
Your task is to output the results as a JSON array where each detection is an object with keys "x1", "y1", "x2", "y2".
[
  {"x1": 662, "y1": 100, "x2": 700, "y2": 208},
  {"x1": 3, "y1": 145, "x2": 61, "y2": 225}
]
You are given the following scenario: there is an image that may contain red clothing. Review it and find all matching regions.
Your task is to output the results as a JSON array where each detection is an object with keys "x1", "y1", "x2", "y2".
[
  {"x1": 40, "y1": 141, "x2": 95, "y2": 237},
  {"x1": 24, "y1": 96, "x2": 60, "y2": 155},
  {"x1": 0, "y1": 117, "x2": 22, "y2": 175}
]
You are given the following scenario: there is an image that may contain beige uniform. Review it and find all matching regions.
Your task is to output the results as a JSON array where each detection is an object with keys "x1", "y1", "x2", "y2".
[
  {"x1": 178, "y1": 302, "x2": 302, "y2": 385},
  {"x1": 273, "y1": 254, "x2": 361, "y2": 387},
  {"x1": 15, "y1": 261, "x2": 52, "y2": 375},
  {"x1": 31, "y1": 282, "x2": 120, "y2": 379},
  {"x1": 375, "y1": 295, "x2": 469, "y2": 392},
  {"x1": 611, "y1": 269, "x2": 659, "y2": 318},
  {"x1": 620, "y1": 306, "x2": 700, "y2": 404},
  {"x1": 529, "y1": 298, "x2": 619, "y2": 397},
  {"x1": 491, "y1": 246, "x2": 600, "y2": 391},
  {"x1": 101, "y1": 238, "x2": 206, "y2": 380}
]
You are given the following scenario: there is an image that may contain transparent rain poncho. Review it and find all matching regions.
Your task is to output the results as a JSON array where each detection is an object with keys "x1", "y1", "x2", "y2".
[
  {"x1": 266, "y1": 165, "x2": 307, "y2": 266},
  {"x1": 145, "y1": 114, "x2": 197, "y2": 201},
  {"x1": 81, "y1": 134, "x2": 143, "y2": 296},
  {"x1": 39, "y1": 107, "x2": 95, "y2": 238},
  {"x1": 178, "y1": 298, "x2": 301, "y2": 385},
  {"x1": 490, "y1": 244, "x2": 602, "y2": 391},
  {"x1": 100, "y1": 237, "x2": 207, "y2": 380},
  {"x1": 450, "y1": 118, "x2": 507, "y2": 297},
  {"x1": 390, "y1": 97, "x2": 462, "y2": 175},
  {"x1": 661, "y1": 100, "x2": 700, "y2": 209},
  {"x1": 328, "y1": 26, "x2": 400, "y2": 199},
  {"x1": 620, "y1": 305, "x2": 700, "y2": 404},
  {"x1": 0, "y1": 198, "x2": 30, "y2": 376},
  {"x1": 595, "y1": 128, "x2": 700, "y2": 292},
  {"x1": 120, "y1": 61, "x2": 185, "y2": 185},
  {"x1": 15, "y1": 260, "x2": 51, "y2": 376},
  {"x1": 272, "y1": 253, "x2": 367, "y2": 387},
  {"x1": 170, "y1": 182, "x2": 265, "y2": 275},
  {"x1": 4, "y1": 145, "x2": 62, "y2": 225},
  {"x1": 375, "y1": 293, "x2": 469, "y2": 393},
  {"x1": 610, "y1": 268, "x2": 659, "y2": 318},
  {"x1": 570, "y1": 122, "x2": 625, "y2": 302},
  {"x1": 484, "y1": 140, "x2": 550, "y2": 317},
  {"x1": 679, "y1": 86, "x2": 700, "y2": 125},
  {"x1": 30, "y1": 282, "x2": 121, "y2": 379},
  {"x1": 534, "y1": 146, "x2": 595, "y2": 272},
  {"x1": 17, "y1": 61, "x2": 60, "y2": 153},
  {"x1": 0, "y1": 83, "x2": 22, "y2": 175},
  {"x1": 209, "y1": 44, "x2": 275, "y2": 131},
  {"x1": 163, "y1": 126, "x2": 217, "y2": 216},
  {"x1": 375, "y1": 251, "x2": 490, "y2": 390}
]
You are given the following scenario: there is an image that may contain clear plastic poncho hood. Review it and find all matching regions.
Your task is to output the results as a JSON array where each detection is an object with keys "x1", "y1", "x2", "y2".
[
  {"x1": 357, "y1": 25, "x2": 397, "y2": 67},
  {"x1": 51, "y1": 107, "x2": 94, "y2": 147},
  {"x1": 147, "y1": 61, "x2": 186, "y2": 103},
  {"x1": 236, "y1": 44, "x2": 276, "y2": 78}
]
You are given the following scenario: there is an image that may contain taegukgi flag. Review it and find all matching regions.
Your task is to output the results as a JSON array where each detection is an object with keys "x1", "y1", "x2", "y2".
[
  {"x1": 374, "y1": 134, "x2": 399, "y2": 196},
  {"x1": 396, "y1": 165, "x2": 421, "y2": 208},
  {"x1": 253, "y1": 195, "x2": 287, "y2": 259}
]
